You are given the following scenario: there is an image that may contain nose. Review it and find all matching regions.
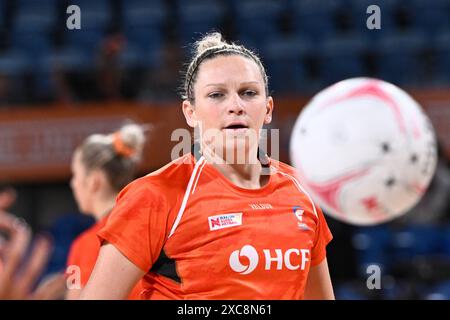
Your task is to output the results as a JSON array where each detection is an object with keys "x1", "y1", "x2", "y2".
[{"x1": 227, "y1": 93, "x2": 245, "y2": 115}]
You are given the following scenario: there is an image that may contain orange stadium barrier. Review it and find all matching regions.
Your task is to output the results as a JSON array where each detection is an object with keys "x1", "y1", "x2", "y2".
[{"x1": 0, "y1": 89, "x2": 449, "y2": 183}]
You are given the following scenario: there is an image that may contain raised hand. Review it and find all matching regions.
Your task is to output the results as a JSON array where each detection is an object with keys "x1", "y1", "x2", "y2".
[{"x1": 0, "y1": 212, "x2": 66, "y2": 300}]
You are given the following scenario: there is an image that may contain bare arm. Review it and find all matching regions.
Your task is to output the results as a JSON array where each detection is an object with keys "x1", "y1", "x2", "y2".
[
  {"x1": 79, "y1": 242, "x2": 145, "y2": 300},
  {"x1": 65, "y1": 286, "x2": 82, "y2": 300},
  {"x1": 304, "y1": 258, "x2": 335, "y2": 300}
]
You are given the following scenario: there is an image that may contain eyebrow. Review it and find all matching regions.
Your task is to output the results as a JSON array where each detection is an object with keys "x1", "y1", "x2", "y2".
[{"x1": 204, "y1": 81, "x2": 260, "y2": 88}]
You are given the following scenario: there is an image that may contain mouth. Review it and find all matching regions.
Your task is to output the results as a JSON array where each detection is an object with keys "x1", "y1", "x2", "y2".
[{"x1": 222, "y1": 124, "x2": 249, "y2": 131}]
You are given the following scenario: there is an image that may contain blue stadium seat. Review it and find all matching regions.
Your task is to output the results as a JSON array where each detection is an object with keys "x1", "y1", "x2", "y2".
[
  {"x1": 262, "y1": 35, "x2": 311, "y2": 94},
  {"x1": 0, "y1": 50, "x2": 30, "y2": 102},
  {"x1": 410, "y1": 0, "x2": 450, "y2": 34},
  {"x1": 124, "y1": 0, "x2": 165, "y2": 9},
  {"x1": 34, "y1": 46, "x2": 96, "y2": 101},
  {"x1": 122, "y1": 1, "x2": 166, "y2": 53},
  {"x1": 434, "y1": 32, "x2": 450, "y2": 83},
  {"x1": 234, "y1": 0, "x2": 284, "y2": 48},
  {"x1": 17, "y1": 0, "x2": 56, "y2": 7},
  {"x1": 291, "y1": 0, "x2": 339, "y2": 40},
  {"x1": 122, "y1": 0, "x2": 167, "y2": 29},
  {"x1": 391, "y1": 225, "x2": 444, "y2": 262},
  {"x1": 441, "y1": 224, "x2": 450, "y2": 257},
  {"x1": 76, "y1": 6, "x2": 111, "y2": 30},
  {"x1": 69, "y1": 0, "x2": 110, "y2": 13},
  {"x1": 118, "y1": 45, "x2": 163, "y2": 70},
  {"x1": 13, "y1": 7, "x2": 56, "y2": 34},
  {"x1": 16, "y1": 0, "x2": 57, "y2": 16},
  {"x1": 334, "y1": 282, "x2": 367, "y2": 300},
  {"x1": 124, "y1": 27, "x2": 163, "y2": 53},
  {"x1": 64, "y1": 29, "x2": 105, "y2": 54},
  {"x1": 44, "y1": 212, "x2": 95, "y2": 277},
  {"x1": 352, "y1": 225, "x2": 392, "y2": 276},
  {"x1": 0, "y1": 49, "x2": 30, "y2": 75},
  {"x1": 10, "y1": 30, "x2": 52, "y2": 58},
  {"x1": 177, "y1": 0, "x2": 226, "y2": 46},
  {"x1": 375, "y1": 30, "x2": 427, "y2": 86},
  {"x1": 318, "y1": 34, "x2": 369, "y2": 84},
  {"x1": 40, "y1": 46, "x2": 94, "y2": 73}
]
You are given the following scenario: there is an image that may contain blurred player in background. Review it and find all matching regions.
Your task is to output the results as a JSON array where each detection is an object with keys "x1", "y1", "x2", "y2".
[
  {"x1": 80, "y1": 32, "x2": 334, "y2": 300},
  {"x1": 65, "y1": 123, "x2": 147, "y2": 299}
]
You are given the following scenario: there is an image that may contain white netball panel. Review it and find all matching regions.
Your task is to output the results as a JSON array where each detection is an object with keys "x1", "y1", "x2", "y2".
[{"x1": 290, "y1": 78, "x2": 437, "y2": 226}]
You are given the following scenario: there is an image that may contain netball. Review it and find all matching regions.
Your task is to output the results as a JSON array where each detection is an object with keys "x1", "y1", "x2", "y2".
[{"x1": 290, "y1": 78, "x2": 438, "y2": 225}]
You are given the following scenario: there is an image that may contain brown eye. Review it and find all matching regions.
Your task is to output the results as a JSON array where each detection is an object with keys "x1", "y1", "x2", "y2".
[
  {"x1": 208, "y1": 92, "x2": 224, "y2": 99},
  {"x1": 242, "y1": 90, "x2": 256, "y2": 97}
]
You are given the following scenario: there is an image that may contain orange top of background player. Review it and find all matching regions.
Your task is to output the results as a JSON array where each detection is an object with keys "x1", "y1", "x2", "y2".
[{"x1": 65, "y1": 123, "x2": 147, "y2": 299}]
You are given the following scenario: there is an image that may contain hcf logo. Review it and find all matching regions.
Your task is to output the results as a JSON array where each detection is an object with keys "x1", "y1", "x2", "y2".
[{"x1": 229, "y1": 245, "x2": 310, "y2": 274}]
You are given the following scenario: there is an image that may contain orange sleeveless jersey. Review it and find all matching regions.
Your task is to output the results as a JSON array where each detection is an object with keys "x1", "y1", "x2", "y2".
[
  {"x1": 67, "y1": 215, "x2": 143, "y2": 299},
  {"x1": 98, "y1": 153, "x2": 333, "y2": 299}
]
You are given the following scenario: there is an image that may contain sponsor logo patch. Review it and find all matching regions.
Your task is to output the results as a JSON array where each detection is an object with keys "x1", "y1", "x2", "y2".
[
  {"x1": 293, "y1": 206, "x2": 310, "y2": 230},
  {"x1": 208, "y1": 213, "x2": 243, "y2": 231}
]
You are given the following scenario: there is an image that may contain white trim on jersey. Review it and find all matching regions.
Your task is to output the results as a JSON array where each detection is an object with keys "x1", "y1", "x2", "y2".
[
  {"x1": 277, "y1": 170, "x2": 318, "y2": 218},
  {"x1": 191, "y1": 159, "x2": 207, "y2": 195},
  {"x1": 168, "y1": 156, "x2": 206, "y2": 238}
]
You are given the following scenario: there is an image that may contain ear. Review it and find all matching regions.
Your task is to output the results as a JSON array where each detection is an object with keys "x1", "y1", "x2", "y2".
[
  {"x1": 264, "y1": 96, "x2": 274, "y2": 124},
  {"x1": 182, "y1": 100, "x2": 197, "y2": 128},
  {"x1": 86, "y1": 170, "x2": 103, "y2": 194}
]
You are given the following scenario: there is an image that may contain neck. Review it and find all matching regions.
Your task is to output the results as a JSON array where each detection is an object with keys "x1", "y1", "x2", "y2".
[
  {"x1": 200, "y1": 143, "x2": 268, "y2": 189},
  {"x1": 90, "y1": 195, "x2": 117, "y2": 221}
]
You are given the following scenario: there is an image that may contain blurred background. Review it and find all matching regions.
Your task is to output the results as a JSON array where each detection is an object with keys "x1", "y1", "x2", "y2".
[{"x1": 0, "y1": 0, "x2": 449, "y2": 299}]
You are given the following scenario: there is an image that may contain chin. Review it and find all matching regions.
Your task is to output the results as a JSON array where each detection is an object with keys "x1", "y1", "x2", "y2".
[{"x1": 222, "y1": 139, "x2": 259, "y2": 164}]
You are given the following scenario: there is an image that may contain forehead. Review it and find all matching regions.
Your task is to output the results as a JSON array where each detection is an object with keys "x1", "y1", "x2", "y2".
[{"x1": 195, "y1": 54, "x2": 264, "y2": 86}]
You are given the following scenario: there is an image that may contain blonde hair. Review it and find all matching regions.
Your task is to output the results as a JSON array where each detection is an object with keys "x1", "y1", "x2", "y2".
[
  {"x1": 77, "y1": 122, "x2": 147, "y2": 191},
  {"x1": 182, "y1": 32, "x2": 269, "y2": 102}
]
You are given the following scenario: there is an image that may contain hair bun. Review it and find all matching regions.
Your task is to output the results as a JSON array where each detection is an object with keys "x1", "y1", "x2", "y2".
[
  {"x1": 112, "y1": 123, "x2": 146, "y2": 161},
  {"x1": 195, "y1": 32, "x2": 226, "y2": 56}
]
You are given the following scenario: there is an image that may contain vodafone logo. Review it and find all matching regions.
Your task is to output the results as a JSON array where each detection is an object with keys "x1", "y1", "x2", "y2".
[
  {"x1": 229, "y1": 245, "x2": 259, "y2": 275},
  {"x1": 229, "y1": 245, "x2": 311, "y2": 275}
]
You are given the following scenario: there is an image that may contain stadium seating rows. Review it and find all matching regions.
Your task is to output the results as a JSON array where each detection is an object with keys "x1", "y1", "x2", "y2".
[{"x1": 0, "y1": 0, "x2": 449, "y2": 103}]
